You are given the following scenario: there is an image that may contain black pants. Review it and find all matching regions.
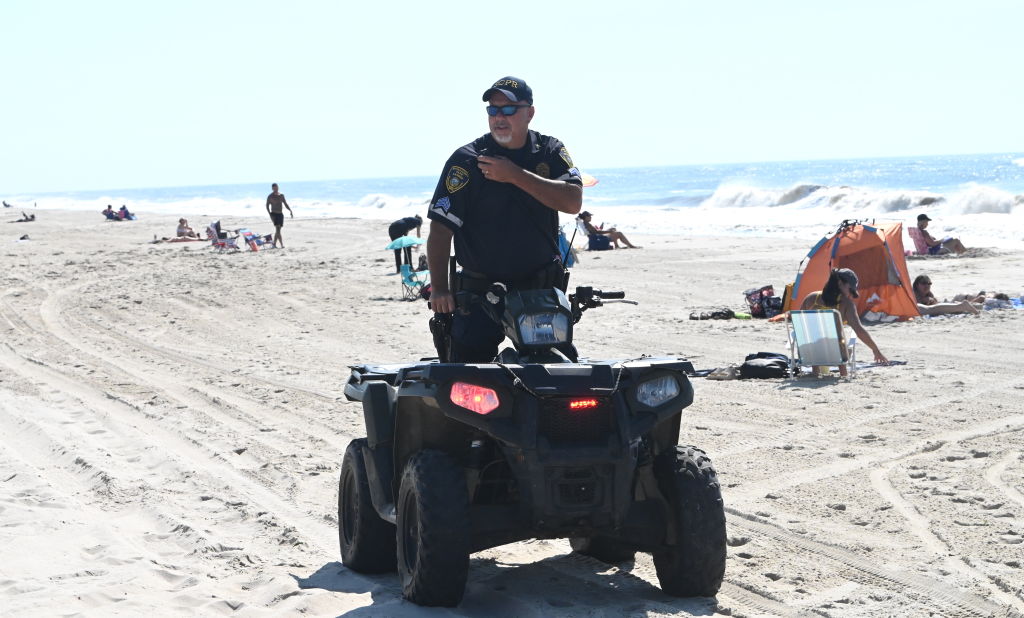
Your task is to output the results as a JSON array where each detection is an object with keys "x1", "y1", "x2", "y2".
[
  {"x1": 389, "y1": 225, "x2": 412, "y2": 273},
  {"x1": 447, "y1": 262, "x2": 567, "y2": 363}
]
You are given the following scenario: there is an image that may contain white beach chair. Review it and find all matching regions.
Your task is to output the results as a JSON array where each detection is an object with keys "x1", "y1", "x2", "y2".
[{"x1": 786, "y1": 310, "x2": 856, "y2": 377}]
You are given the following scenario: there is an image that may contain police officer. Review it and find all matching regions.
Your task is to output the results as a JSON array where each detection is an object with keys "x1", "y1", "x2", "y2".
[
  {"x1": 388, "y1": 214, "x2": 422, "y2": 273},
  {"x1": 426, "y1": 76, "x2": 583, "y2": 362}
]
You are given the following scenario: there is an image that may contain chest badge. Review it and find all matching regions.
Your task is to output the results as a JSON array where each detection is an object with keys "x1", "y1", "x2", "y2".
[
  {"x1": 445, "y1": 166, "x2": 470, "y2": 194},
  {"x1": 535, "y1": 162, "x2": 550, "y2": 178}
]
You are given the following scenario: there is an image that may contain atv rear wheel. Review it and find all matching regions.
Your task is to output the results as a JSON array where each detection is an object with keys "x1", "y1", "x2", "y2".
[
  {"x1": 338, "y1": 439, "x2": 396, "y2": 573},
  {"x1": 570, "y1": 536, "x2": 636, "y2": 563},
  {"x1": 397, "y1": 449, "x2": 470, "y2": 607},
  {"x1": 652, "y1": 445, "x2": 726, "y2": 597}
]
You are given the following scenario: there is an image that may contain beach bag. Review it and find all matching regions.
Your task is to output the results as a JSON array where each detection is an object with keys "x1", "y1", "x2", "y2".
[
  {"x1": 764, "y1": 295, "x2": 783, "y2": 318},
  {"x1": 588, "y1": 234, "x2": 612, "y2": 251},
  {"x1": 739, "y1": 357, "x2": 789, "y2": 379},
  {"x1": 745, "y1": 352, "x2": 790, "y2": 363},
  {"x1": 744, "y1": 285, "x2": 775, "y2": 318}
]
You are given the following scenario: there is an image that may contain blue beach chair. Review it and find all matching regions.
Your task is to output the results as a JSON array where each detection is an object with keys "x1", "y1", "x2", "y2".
[{"x1": 399, "y1": 264, "x2": 430, "y2": 301}]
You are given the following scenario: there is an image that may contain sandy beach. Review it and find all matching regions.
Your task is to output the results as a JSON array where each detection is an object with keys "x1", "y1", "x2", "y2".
[{"x1": 2, "y1": 209, "x2": 1022, "y2": 617}]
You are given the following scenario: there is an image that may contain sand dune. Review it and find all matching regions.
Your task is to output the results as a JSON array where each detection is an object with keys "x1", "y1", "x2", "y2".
[{"x1": 2, "y1": 210, "x2": 1022, "y2": 616}]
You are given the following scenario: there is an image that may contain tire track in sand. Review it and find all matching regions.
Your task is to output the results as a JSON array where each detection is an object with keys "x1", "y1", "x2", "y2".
[
  {"x1": 985, "y1": 450, "x2": 1024, "y2": 510},
  {"x1": 728, "y1": 507, "x2": 1013, "y2": 616}
]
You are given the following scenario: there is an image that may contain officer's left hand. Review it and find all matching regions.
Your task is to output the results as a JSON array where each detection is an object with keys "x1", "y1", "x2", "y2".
[{"x1": 477, "y1": 155, "x2": 520, "y2": 184}]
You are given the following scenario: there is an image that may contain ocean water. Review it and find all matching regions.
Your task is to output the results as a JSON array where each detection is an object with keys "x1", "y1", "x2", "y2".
[{"x1": 8, "y1": 152, "x2": 1024, "y2": 248}]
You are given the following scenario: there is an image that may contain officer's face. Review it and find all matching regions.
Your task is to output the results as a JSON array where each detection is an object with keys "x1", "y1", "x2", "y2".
[{"x1": 487, "y1": 92, "x2": 533, "y2": 149}]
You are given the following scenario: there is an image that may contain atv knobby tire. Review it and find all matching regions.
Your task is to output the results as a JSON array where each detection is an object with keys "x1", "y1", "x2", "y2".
[
  {"x1": 652, "y1": 445, "x2": 727, "y2": 597},
  {"x1": 397, "y1": 449, "x2": 470, "y2": 607},
  {"x1": 570, "y1": 535, "x2": 636, "y2": 563},
  {"x1": 338, "y1": 439, "x2": 396, "y2": 573}
]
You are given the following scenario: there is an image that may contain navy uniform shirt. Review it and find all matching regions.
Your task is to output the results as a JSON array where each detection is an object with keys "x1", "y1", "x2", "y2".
[{"x1": 428, "y1": 130, "x2": 582, "y2": 281}]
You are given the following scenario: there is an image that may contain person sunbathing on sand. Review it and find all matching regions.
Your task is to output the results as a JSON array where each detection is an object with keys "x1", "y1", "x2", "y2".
[
  {"x1": 913, "y1": 275, "x2": 980, "y2": 316},
  {"x1": 579, "y1": 211, "x2": 639, "y2": 249},
  {"x1": 176, "y1": 218, "x2": 199, "y2": 238},
  {"x1": 10, "y1": 212, "x2": 35, "y2": 222}
]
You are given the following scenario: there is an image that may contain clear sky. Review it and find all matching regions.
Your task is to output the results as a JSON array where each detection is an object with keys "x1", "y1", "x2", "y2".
[{"x1": 3, "y1": 0, "x2": 1022, "y2": 193}]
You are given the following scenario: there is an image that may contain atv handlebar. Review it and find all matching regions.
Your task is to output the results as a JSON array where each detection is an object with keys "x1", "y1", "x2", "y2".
[{"x1": 440, "y1": 283, "x2": 633, "y2": 326}]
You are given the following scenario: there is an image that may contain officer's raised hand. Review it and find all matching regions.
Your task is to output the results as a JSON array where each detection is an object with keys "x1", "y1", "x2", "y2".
[{"x1": 477, "y1": 155, "x2": 520, "y2": 184}]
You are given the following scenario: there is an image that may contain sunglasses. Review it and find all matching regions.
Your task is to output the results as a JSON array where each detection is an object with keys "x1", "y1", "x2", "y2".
[{"x1": 486, "y1": 104, "x2": 530, "y2": 117}]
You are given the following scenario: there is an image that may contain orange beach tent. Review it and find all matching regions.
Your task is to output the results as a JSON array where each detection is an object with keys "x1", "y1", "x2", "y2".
[{"x1": 791, "y1": 220, "x2": 920, "y2": 320}]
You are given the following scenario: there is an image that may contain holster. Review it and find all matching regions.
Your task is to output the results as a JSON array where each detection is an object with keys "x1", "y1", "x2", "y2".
[{"x1": 428, "y1": 313, "x2": 453, "y2": 363}]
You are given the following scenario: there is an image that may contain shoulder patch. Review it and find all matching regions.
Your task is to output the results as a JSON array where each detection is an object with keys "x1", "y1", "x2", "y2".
[
  {"x1": 559, "y1": 147, "x2": 574, "y2": 168},
  {"x1": 432, "y1": 196, "x2": 452, "y2": 214},
  {"x1": 535, "y1": 162, "x2": 550, "y2": 179},
  {"x1": 445, "y1": 166, "x2": 470, "y2": 194}
]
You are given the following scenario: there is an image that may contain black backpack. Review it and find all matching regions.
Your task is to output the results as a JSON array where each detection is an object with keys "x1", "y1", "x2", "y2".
[{"x1": 739, "y1": 353, "x2": 790, "y2": 379}]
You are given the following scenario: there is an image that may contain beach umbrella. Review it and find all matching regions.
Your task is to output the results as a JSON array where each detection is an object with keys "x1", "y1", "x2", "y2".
[
  {"x1": 385, "y1": 236, "x2": 425, "y2": 250},
  {"x1": 581, "y1": 172, "x2": 599, "y2": 188}
]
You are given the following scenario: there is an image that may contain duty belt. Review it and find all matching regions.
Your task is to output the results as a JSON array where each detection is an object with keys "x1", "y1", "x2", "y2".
[{"x1": 457, "y1": 261, "x2": 567, "y2": 293}]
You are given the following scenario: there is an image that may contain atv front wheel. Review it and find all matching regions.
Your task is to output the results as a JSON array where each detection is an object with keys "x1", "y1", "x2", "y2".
[
  {"x1": 570, "y1": 536, "x2": 636, "y2": 563},
  {"x1": 397, "y1": 449, "x2": 470, "y2": 607},
  {"x1": 652, "y1": 445, "x2": 727, "y2": 597},
  {"x1": 338, "y1": 439, "x2": 396, "y2": 573}
]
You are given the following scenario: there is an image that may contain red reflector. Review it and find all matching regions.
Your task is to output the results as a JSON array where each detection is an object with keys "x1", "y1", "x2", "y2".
[
  {"x1": 569, "y1": 398, "x2": 599, "y2": 410},
  {"x1": 450, "y1": 382, "x2": 500, "y2": 415}
]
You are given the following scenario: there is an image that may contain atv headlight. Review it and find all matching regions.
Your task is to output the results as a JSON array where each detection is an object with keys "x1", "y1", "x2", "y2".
[
  {"x1": 517, "y1": 312, "x2": 570, "y2": 345},
  {"x1": 635, "y1": 375, "x2": 680, "y2": 407}
]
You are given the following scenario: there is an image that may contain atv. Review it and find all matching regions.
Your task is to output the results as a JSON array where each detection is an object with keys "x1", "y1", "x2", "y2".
[{"x1": 338, "y1": 282, "x2": 726, "y2": 607}]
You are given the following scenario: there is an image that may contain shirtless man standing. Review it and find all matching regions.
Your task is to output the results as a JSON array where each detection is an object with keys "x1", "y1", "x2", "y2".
[{"x1": 265, "y1": 183, "x2": 294, "y2": 248}]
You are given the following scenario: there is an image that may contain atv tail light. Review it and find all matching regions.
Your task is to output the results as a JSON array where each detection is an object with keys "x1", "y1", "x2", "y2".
[
  {"x1": 635, "y1": 375, "x2": 680, "y2": 407},
  {"x1": 569, "y1": 398, "x2": 599, "y2": 410},
  {"x1": 450, "y1": 382, "x2": 500, "y2": 415}
]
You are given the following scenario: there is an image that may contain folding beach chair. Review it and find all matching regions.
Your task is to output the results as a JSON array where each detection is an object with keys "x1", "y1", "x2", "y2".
[
  {"x1": 399, "y1": 264, "x2": 429, "y2": 301},
  {"x1": 786, "y1": 309, "x2": 856, "y2": 377},
  {"x1": 207, "y1": 221, "x2": 240, "y2": 252},
  {"x1": 237, "y1": 228, "x2": 273, "y2": 251},
  {"x1": 907, "y1": 227, "x2": 930, "y2": 255}
]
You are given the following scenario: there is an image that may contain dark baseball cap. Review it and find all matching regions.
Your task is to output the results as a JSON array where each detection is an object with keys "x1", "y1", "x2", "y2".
[
  {"x1": 917, "y1": 213, "x2": 931, "y2": 221},
  {"x1": 482, "y1": 76, "x2": 533, "y2": 104},
  {"x1": 835, "y1": 268, "x2": 859, "y2": 298}
]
